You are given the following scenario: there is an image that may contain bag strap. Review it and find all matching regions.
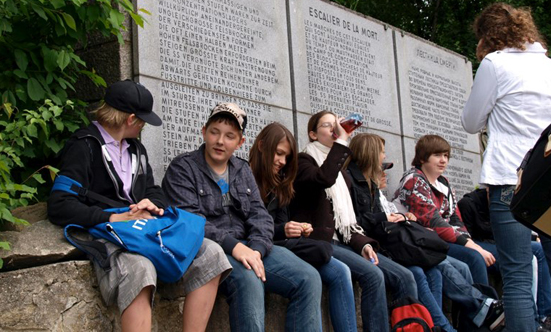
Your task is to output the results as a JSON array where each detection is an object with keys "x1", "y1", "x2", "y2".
[
  {"x1": 52, "y1": 175, "x2": 126, "y2": 208},
  {"x1": 64, "y1": 224, "x2": 114, "y2": 271},
  {"x1": 391, "y1": 318, "x2": 432, "y2": 332}
]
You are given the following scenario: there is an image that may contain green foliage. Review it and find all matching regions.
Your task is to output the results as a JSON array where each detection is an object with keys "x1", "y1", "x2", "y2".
[
  {"x1": 0, "y1": 0, "x2": 147, "y2": 259},
  {"x1": 332, "y1": 0, "x2": 551, "y2": 68}
]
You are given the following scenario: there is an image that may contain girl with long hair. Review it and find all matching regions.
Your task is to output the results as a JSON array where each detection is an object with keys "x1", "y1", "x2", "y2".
[{"x1": 250, "y1": 122, "x2": 357, "y2": 331}]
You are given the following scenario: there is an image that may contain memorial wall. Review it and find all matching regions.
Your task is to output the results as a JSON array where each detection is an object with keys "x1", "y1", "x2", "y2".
[{"x1": 133, "y1": 0, "x2": 480, "y2": 198}]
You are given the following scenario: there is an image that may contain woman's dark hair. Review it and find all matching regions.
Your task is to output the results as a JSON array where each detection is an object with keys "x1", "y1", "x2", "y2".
[
  {"x1": 249, "y1": 122, "x2": 297, "y2": 206},
  {"x1": 474, "y1": 2, "x2": 546, "y2": 60},
  {"x1": 411, "y1": 135, "x2": 451, "y2": 168},
  {"x1": 307, "y1": 110, "x2": 335, "y2": 142}
]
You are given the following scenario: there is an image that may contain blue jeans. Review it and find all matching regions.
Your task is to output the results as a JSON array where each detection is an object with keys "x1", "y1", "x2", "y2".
[
  {"x1": 408, "y1": 265, "x2": 457, "y2": 332},
  {"x1": 317, "y1": 257, "x2": 357, "y2": 332},
  {"x1": 437, "y1": 258, "x2": 492, "y2": 327},
  {"x1": 447, "y1": 242, "x2": 489, "y2": 285},
  {"x1": 476, "y1": 240, "x2": 551, "y2": 321},
  {"x1": 332, "y1": 242, "x2": 417, "y2": 332},
  {"x1": 489, "y1": 185, "x2": 538, "y2": 331},
  {"x1": 220, "y1": 245, "x2": 322, "y2": 332}
]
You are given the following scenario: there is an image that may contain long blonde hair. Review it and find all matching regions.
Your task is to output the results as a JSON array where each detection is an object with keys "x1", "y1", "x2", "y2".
[{"x1": 349, "y1": 133, "x2": 385, "y2": 186}]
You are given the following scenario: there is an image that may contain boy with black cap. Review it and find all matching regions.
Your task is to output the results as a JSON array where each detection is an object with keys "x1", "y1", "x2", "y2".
[
  {"x1": 162, "y1": 102, "x2": 323, "y2": 332},
  {"x1": 48, "y1": 80, "x2": 231, "y2": 332}
]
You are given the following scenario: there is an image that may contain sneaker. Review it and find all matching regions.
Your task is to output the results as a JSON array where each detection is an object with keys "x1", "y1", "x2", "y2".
[
  {"x1": 483, "y1": 300, "x2": 505, "y2": 331},
  {"x1": 542, "y1": 315, "x2": 551, "y2": 330},
  {"x1": 538, "y1": 315, "x2": 551, "y2": 332}
]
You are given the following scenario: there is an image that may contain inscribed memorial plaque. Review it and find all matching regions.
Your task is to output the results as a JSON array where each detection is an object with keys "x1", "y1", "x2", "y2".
[
  {"x1": 395, "y1": 33, "x2": 478, "y2": 154},
  {"x1": 135, "y1": 0, "x2": 291, "y2": 108},
  {"x1": 289, "y1": 0, "x2": 399, "y2": 133}
]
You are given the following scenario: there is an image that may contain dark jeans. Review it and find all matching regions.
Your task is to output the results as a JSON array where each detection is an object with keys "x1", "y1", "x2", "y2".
[{"x1": 331, "y1": 242, "x2": 417, "y2": 332}]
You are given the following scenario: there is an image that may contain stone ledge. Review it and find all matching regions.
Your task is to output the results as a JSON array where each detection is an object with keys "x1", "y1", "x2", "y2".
[{"x1": 0, "y1": 260, "x2": 340, "y2": 331}]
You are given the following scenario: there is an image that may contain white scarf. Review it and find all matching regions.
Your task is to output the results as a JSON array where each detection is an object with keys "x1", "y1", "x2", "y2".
[{"x1": 304, "y1": 141, "x2": 364, "y2": 243}]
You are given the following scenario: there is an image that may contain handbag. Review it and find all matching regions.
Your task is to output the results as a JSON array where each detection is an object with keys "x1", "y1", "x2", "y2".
[
  {"x1": 511, "y1": 122, "x2": 551, "y2": 238},
  {"x1": 379, "y1": 217, "x2": 449, "y2": 269},
  {"x1": 65, "y1": 206, "x2": 205, "y2": 283},
  {"x1": 275, "y1": 237, "x2": 333, "y2": 268}
]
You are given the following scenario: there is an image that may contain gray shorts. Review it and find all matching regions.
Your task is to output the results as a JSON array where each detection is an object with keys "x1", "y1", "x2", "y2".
[{"x1": 92, "y1": 238, "x2": 232, "y2": 312}]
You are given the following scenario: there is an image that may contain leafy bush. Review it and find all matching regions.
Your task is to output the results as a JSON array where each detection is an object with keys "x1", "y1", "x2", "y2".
[{"x1": 0, "y1": 0, "x2": 148, "y2": 267}]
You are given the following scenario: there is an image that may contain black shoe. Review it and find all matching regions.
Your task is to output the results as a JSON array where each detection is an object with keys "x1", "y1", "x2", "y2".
[
  {"x1": 483, "y1": 300, "x2": 505, "y2": 331},
  {"x1": 538, "y1": 315, "x2": 551, "y2": 332},
  {"x1": 542, "y1": 315, "x2": 551, "y2": 330}
]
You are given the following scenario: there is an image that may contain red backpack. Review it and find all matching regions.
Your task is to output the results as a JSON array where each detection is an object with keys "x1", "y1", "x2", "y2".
[{"x1": 391, "y1": 297, "x2": 442, "y2": 332}]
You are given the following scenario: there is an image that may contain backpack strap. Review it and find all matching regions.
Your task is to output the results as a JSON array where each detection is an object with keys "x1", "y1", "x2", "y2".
[
  {"x1": 391, "y1": 318, "x2": 432, "y2": 332},
  {"x1": 52, "y1": 175, "x2": 126, "y2": 208},
  {"x1": 64, "y1": 224, "x2": 115, "y2": 271}
]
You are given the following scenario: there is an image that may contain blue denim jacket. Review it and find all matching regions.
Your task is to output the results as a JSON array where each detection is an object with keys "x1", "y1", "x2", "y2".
[{"x1": 162, "y1": 144, "x2": 274, "y2": 258}]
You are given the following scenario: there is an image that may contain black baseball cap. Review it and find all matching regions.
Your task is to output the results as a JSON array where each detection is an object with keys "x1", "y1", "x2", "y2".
[
  {"x1": 382, "y1": 162, "x2": 394, "y2": 171},
  {"x1": 104, "y1": 80, "x2": 162, "y2": 126}
]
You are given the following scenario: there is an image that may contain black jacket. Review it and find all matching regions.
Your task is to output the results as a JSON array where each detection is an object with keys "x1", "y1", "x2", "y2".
[
  {"x1": 346, "y1": 160, "x2": 388, "y2": 235},
  {"x1": 48, "y1": 124, "x2": 166, "y2": 227},
  {"x1": 290, "y1": 143, "x2": 379, "y2": 254}
]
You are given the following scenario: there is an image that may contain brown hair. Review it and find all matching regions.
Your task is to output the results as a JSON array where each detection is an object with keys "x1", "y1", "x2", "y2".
[
  {"x1": 307, "y1": 110, "x2": 335, "y2": 142},
  {"x1": 474, "y1": 2, "x2": 547, "y2": 61},
  {"x1": 412, "y1": 135, "x2": 451, "y2": 168},
  {"x1": 204, "y1": 113, "x2": 243, "y2": 135},
  {"x1": 249, "y1": 123, "x2": 297, "y2": 206},
  {"x1": 93, "y1": 103, "x2": 144, "y2": 128},
  {"x1": 349, "y1": 133, "x2": 386, "y2": 186}
]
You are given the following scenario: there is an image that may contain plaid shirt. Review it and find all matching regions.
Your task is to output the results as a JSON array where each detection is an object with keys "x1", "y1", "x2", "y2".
[{"x1": 394, "y1": 167, "x2": 470, "y2": 245}]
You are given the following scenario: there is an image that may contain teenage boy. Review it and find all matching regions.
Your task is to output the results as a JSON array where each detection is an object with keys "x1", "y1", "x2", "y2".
[
  {"x1": 48, "y1": 80, "x2": 231, "y2": 332},
  {"x1": 162, "y1": 102, "x2": 322, "y2": 332}
]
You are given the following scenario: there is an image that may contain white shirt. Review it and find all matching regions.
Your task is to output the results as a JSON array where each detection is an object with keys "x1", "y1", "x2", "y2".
[{"x1": 462, "y1": 42, "x2": 551, "y2": 185}]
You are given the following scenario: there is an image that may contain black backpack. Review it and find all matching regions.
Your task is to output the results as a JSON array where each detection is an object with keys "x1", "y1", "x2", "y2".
[
  {"x1": 378, "y1": 218, "x2": 449, "y2": 269},
  {"x1": 457, "y1": 189, "x2": 494, "y2": 243},
  {"x1": 511, "y1": 122, "x2": 551, "y2": 238}
]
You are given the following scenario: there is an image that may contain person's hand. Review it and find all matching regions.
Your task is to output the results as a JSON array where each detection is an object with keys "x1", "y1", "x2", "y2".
[
  {"x1": 301, "y1": 223, "x2": 313, "y2": 237},
  {"x1": 129, "y1": 199, "x2": 164, "y2": 216},
  {"x1": 405, "y1": 212, "x2": 417, "y2": 221},
  {"x1": 387, "y1": 213, "x2": 406, "y2": 223},
  {"x1": 361, "y1": 244, "x2": 379, "y2": 265},
  {"x1": 232, "y1": 243, "x2": 266, "y2": 282},
  {"x1": 334, "y1": 117, "x2": 351, "y2": 141},
  {"x1": 284, "y1": 221, "x2": 305, "y2": 238},
  {"x1": 109, "y1": 209, "x2": 153, "y2": 222},
  {"x1": 465, "y1": 239, "x2": 496, "y2": 266}
]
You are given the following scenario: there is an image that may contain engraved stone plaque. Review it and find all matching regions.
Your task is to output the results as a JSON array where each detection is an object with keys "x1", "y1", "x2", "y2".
[
  {"x1": 135, "y1": 0, "x2": 291, "y2": 108},
  {"x1": 395, "y1": 33, "x2": 479, "y2": 154},
  {"x1": 289, "y1": 0, "x2": 400, "y2": 133}
]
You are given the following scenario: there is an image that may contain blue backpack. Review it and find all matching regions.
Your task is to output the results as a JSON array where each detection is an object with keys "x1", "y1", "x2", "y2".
[{"x1": 53, "y1": 175, "x2": 205, "y2": 283}]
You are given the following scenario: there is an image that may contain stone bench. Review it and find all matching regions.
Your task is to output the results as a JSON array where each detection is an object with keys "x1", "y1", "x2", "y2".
[{"x1": 0, "y1": 206, "x2": 348, "y2": 331}]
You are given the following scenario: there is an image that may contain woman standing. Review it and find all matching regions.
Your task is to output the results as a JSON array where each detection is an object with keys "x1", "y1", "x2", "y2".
[
  {"x1": 462, "y1": 3, "x2": 551, "y2": 331},
  {"x1": 249, "y1": 122, "x2": 357, "y2": 331},
  {"x1": 290, "y1": 111, "x2": 417, "y2": 332}
]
